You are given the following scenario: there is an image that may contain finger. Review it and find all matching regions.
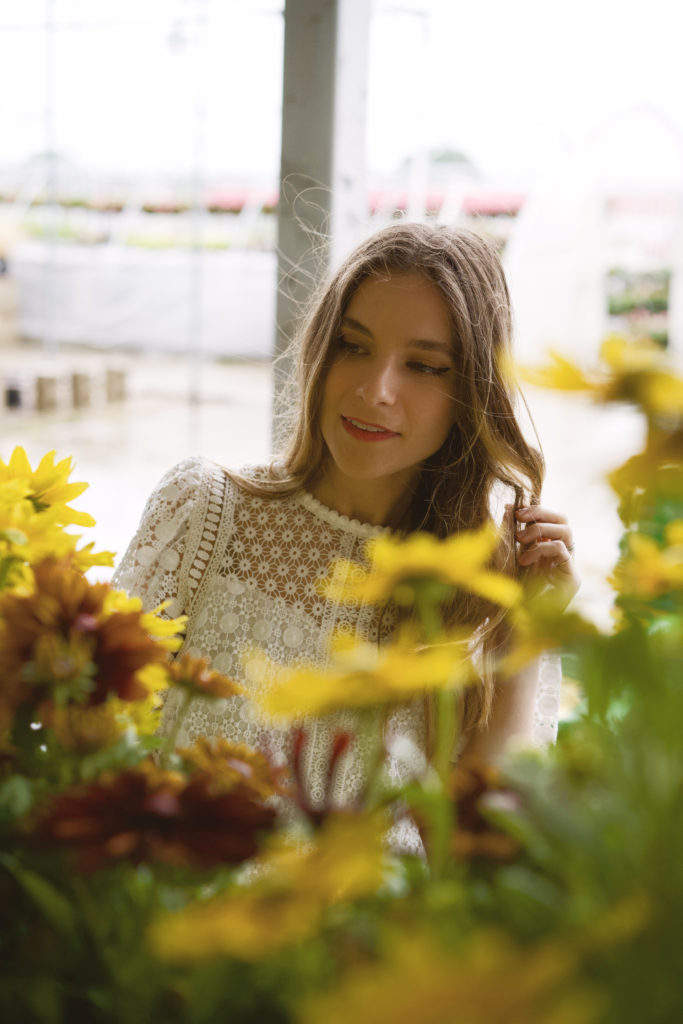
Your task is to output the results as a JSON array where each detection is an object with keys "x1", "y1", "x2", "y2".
[
  {"x1": 517, "y1": 539, "x2": 574, "y2": 569},
  {"x1": 515, "y1": 506, "x2": 568, "y2": 525},
  {"x1": 515, "y1": 522, "x2": 575, "y2": 548}
]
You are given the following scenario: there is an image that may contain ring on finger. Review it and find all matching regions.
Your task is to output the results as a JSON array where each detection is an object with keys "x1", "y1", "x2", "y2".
[{"x1": 555, "y1": 556, "x2": 572, "y2": 567}]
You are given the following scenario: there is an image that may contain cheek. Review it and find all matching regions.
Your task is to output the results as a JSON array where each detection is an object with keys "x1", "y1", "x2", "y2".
[
  {"x1": 322, "y1": 364, "x2": 353, "y2": 408},
  {"x1": 424, "y1": 391, "x2": 457, "y2": 437}
]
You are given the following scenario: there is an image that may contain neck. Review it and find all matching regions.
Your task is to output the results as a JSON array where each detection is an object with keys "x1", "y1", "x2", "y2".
[{"x1": 310, "y1": 463, "x2": 417, "y2": 529}]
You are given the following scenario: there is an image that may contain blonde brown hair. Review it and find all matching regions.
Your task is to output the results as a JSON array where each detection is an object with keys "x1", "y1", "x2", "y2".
[{"x1": 235, "y1": 222, "x2": 544, "y2": 732}]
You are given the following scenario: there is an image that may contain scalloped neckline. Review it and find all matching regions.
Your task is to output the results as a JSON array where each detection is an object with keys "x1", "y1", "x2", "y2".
[{"x1": 298, "y1": 490, "x2": 390, "y2": 539}]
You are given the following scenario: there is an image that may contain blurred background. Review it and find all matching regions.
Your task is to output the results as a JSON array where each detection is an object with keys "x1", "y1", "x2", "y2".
[{"x1": 1, "y1": 0, "x2": 682, "y2": 623}]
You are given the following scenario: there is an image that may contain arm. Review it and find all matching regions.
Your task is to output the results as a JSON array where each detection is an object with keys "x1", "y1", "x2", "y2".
[
  {"x1": 112, "y1": 457, "x2": 205, "y2": 616},
  {"x1": 461, "y1": 503, "x2": 579, "y2": 763},
  {"x1": 459, "y1": 660, "x2": 540, "y2": 764}
]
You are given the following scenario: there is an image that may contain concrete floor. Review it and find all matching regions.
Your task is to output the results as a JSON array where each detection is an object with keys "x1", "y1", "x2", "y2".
[{"x1": 0, "y1": 339, "x2": 273, "y2": 572}]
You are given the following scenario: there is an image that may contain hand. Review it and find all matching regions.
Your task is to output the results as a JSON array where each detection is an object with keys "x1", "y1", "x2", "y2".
[{"x1": 513, "y1": 505, "x2": 580, "y2": 609}]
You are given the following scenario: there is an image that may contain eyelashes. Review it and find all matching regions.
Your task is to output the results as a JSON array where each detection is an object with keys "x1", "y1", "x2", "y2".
[
  {"x1": 409, "y1": 363, "x2": 451, "y2": 377},
  {"x1": 335, "y1": 338, "x2": 452, "y2": 376}
]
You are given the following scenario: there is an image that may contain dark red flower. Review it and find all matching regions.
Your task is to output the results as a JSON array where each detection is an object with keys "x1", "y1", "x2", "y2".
[
  {"x1": 34, "y1": 760, "x2": 277, "y2": 871},
  {"x1": 0, "y1": 559, "x2": 170, "y2": 733},
  {"x1": 449, "y1": 757, "x2": 521, "y2": 862}
]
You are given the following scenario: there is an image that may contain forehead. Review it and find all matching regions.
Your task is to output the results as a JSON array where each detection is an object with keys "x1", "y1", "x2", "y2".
[{"x1": 345, "y1": 271, "x2": 452, "y2": 340}]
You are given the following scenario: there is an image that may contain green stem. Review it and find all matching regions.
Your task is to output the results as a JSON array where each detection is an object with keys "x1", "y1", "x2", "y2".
[
  {"x1": 0, "y1": 556, "x2": 17, "y2": 591},
  {"x1": 160, "y1": 690, "x2": 192, "y2": 767},
  {"x1": 414, "y1": 590, "x2": 443, "y2": 644},
  {"x1": 434, "y1": 688, "x2": 457, "y2": 784},
  {"x1": 357, "y1": 707, "x2": 385, "y2": 809},
  {"x1": 412, "y1": 585, "x2": 459, "y2": 880}
]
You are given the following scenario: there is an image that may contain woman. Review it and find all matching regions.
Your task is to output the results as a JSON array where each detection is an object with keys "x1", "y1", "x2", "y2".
[{"x1": 114, "y1": 223, "x2": 578, "y2": 844}]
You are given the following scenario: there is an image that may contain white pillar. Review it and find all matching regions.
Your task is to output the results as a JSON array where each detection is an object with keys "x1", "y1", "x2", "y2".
[{"x1": 273, "y1": 0, "x2": 370, "y2": 441}]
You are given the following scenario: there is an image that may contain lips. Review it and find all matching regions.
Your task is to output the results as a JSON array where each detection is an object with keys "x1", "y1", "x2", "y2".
[{"x1": 341, "y1": 415, "x2": 400, "y2": 442}]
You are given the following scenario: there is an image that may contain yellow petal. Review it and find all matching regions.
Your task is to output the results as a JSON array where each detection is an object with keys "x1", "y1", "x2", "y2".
[
  {"x1": 7, "y1": 446, "x2": 32, "y2": 476},
  {"x1": 642, "y1": 372, "x2": 683, "y2": 416},
  {"x1": 468, "y1": 570, "x2": 522, "y2": 607},
  {"x1": 519, "y1": 351, "x2": 592, "y2": 391}
]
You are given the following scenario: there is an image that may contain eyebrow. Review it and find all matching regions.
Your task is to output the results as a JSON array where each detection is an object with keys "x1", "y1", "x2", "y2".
[{"x1": 341, "y1": 316, "x2": 453, "y2": 356}]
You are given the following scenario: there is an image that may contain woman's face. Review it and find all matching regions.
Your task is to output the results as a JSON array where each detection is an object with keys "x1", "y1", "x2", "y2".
[{"x1": 318, "y1": 270, "x2": 458, "y2": 510}]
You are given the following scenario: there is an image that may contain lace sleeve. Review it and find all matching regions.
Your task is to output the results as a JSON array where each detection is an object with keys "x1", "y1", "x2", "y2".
[
  {"x1": 531, "y1": 651, "x2": 562, "y2": 747},
  {"x1": 111, "y1": 457, "x2": 206, "y2": 617}
]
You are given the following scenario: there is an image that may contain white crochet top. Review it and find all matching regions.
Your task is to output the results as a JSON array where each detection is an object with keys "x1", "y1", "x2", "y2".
[{"x1": 113, "y1": 457, "x2": 562, "y2": 852}]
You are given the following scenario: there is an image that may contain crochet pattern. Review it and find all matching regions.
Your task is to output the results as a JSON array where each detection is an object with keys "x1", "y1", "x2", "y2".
[{"x1": 114, "y1": 457, "x2": 562, "y2": 852}]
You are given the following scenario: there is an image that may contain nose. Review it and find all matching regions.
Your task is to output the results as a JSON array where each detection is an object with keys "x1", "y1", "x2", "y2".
[{"x1": 355, "y1": 359, "x2": 397, "y2": 405}]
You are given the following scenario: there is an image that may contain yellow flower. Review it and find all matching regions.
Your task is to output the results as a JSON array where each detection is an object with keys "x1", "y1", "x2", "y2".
[
  {"x1": 600, "y1": 333, "x2": 663, "y2": 374},
  {"x1": 609, "y1": 429, "x2": 683, "y2": 518},
  {"x1": 110, "y1": 692, "x2": 163, "y2": 736},
  {"x1": 297, "y1": 930, "x2": 599, "y2": 1024},
  {"x1": 103, "y1": 591, "x2": 187, "y2": 653},
  {"x1": 150, "y1": 813, "x2": 388, "y2": 962},
  {"x1": 519, "y1": 350, "x2": 593, "y2": 392},
  {"x1": 610, "y1": 531, "x2": 683, "y2": 599},
  {"x1": 0, "y1": 448, "x2": 114, "y2": 591},
  {"x1": 253, "y1": 629, "x2": 476, "y2": 721},
  {"x1": 324, "y1": 526, "x2": 521, "y2": 609},
  {"x1": 151, "y1": 886, "x2": 321, "y2": 962},
  {"x1": 665, "y1": 519, "x2": 683, "y2": 546},
  {"x1": 521, "y1": 335, "x2": 683, "y2": 419},
  {"x1": 0, "y1": 447, "x2": 94, "y2": 528},
  {"x1": 500, "y1": 603, "x2": 600, "y2": 677}
]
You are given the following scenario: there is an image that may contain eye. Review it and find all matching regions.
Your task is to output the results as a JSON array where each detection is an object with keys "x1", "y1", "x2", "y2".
[
  {"x1": 336, "y1": 336, "x2": 366, "y2": 356},
  {"x1": 407, "y1": 361, "x2": 451, "y2": 376}
]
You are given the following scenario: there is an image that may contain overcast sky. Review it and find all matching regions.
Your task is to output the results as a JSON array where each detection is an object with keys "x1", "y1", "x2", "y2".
[{"x1": 1, "y1": 0, "x2": 682, "y2": 187}]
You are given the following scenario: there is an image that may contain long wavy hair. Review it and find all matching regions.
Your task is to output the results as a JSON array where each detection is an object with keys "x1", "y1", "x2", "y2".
[{"x1": 233, "y1": 222, "x2": 544, "y2": 734}]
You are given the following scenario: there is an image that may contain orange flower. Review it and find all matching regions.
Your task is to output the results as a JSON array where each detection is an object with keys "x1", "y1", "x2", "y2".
[
  {"x1": 166, "y1": 653, "x2": 244, "y2": 700},
  {"x1": 35, "y1": 760, "x2": 277, "y2": 872},
  {"x1": 41, "y1": 702, "x2": 122, "y2": 753},
  {"x1": 0, "y1": 559, "x2": 179, "y2": 735},
  {"x1": 178, "y1": 736, "x2": 285, "y2": 800}
]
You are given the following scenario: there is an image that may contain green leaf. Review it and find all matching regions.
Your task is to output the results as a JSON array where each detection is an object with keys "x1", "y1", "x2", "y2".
[
  {"x1": 0, "y1": 774, "x2": 36, "y2": 816},
  {"x1": 0, "y1": 854, "x2": 77, "y2": 939},
  {"x1": 0, "y1": 528, "x2": 28, "y2": 545}
]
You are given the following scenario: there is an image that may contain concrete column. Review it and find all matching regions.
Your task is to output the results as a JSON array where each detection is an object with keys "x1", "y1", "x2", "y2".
[{"x1": 273, "y1": 0, "x2": 370, "y2": 443}]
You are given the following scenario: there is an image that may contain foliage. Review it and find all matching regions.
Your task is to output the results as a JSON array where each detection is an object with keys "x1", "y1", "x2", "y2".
[{"x1": 1, "y1": 339, "x2": 682, "y2": 1023}]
